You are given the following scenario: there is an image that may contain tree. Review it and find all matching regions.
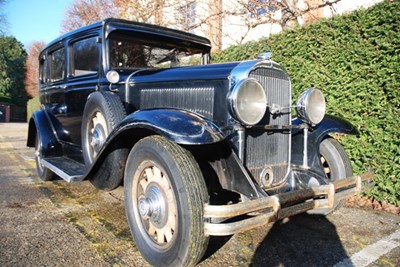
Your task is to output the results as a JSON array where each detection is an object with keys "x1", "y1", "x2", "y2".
[
  {"x1": 61, "y1": 0, "x2": 342, "y2": 50},
  {"x1": 25, "y1": 41, "x2": 46, "y2": 98},
  {"x1": 0, "y1": 36, "x2": 27, "y2": 105},
  {"x1": 156, "y1": 0, "x2": 342, "y2": 49},
  {"x1": 0, "y1": 0, "x2": 8, "y2": 34},
  {"x1": 204, "y1": 0, "x2": 344, "y2": 49},
  {"x1": 114, "y1": 0, "x2": 164, "y2": 24},
  {"x1": 61, "y1": 0, "x2": 118, "y2": 33}
]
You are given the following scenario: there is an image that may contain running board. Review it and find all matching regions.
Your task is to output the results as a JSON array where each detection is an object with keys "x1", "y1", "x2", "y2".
[{"x1": 41, "y1": 157, "x2": 85, "y2": 182}]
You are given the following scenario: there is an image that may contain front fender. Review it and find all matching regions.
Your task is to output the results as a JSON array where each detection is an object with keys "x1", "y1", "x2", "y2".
[
  {"x1": 306, "y1": 114, "x2": 358, "y2": 140},
  {"x1": 292, "y1": 114, "x2": 358, "y2": 173},
  {"x1": 112, "y1": 108, "x2": 225, "y2": 145},
  {"x1": 293, "y1": 114, "x2": 358, "y2": 144},
  {"x1": 27, "y1": 110, "x2": 62, "y2": 157},
  {"x1": 84, "y1": 108, "x2": 225, "y2": 182}
]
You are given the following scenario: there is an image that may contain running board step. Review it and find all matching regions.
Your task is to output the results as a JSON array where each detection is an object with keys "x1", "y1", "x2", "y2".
[{"x1": 41, "y1": 157, "x2": 85, "y2": 182}]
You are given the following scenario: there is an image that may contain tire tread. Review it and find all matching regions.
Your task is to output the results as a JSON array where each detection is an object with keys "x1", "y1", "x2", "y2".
[
  {"x1": 126, "y1": 136, "x2": 209, "y2": 267},
  {"x1": 82, "y1": 91, "x2": 127, "y2": 190}
]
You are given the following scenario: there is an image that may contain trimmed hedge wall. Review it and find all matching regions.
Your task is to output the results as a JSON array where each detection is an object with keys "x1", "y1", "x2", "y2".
[{"x1": 213, "y1": 0, "x2": 399, "y2": 205}]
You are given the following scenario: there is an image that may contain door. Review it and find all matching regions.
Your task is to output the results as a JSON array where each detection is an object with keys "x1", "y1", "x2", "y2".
[{"x1": 63, "y1": 35, "x2": 101, "y2": 146}]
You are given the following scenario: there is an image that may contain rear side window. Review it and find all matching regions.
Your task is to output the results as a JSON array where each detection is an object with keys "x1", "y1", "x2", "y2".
[
  {"x1": 39, "y1": 56, "x2": 46, "y2": 85},
  {"x1": 49, "y1": 48, "x2": 65, "y2": 82},
  {"x1": 72, "y1": 37, "x2": 99, "y2": 77}
]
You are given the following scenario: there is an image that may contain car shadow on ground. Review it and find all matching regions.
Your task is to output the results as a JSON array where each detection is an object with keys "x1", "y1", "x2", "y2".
[{"x1": 250, "y1": 213, "x2": 348, "y2": 267}]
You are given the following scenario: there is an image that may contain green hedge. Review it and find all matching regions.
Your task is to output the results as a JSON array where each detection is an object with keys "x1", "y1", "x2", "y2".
[
  {"x1": 27, "y1": 96, "x2": 40, "y2": 122},
  {"x1": 0, "y1": 95, "x2": 11, "y2": 103},
  {"x1": 213, "y1": 0, "x2": 399, "y2": 205}
]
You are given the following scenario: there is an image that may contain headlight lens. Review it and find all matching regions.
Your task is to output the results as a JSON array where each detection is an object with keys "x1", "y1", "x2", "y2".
[
  {"x1": 106, "y1": 70, "x2": 120, "y2": 84},
  {"x1": 229, "y1": 78, "x2": 267, "y2": 126},
  {"x1": 296, "y1": 88, "x2": 326, "y2": 125}
]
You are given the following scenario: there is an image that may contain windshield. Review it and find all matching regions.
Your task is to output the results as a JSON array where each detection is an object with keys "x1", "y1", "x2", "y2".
[{"x1": 108, "y1": 36, "x2": 207, "y2": 71}]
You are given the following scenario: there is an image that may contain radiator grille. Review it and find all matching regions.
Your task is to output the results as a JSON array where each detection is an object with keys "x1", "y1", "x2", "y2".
[
  {"x1": 247, "y1": 68, "x2": 291, "y2": 187},
  {"x1": 140, "y1": 87, "x2": 215, "y2": 120}
]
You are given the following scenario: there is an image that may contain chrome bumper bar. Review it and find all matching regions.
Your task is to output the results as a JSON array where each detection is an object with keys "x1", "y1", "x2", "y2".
[{"x1": 204, "y1": 173, "x2": 373, "y2": 236}]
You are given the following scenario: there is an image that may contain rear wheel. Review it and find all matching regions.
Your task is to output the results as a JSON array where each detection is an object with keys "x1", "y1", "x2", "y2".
[
  {"x1": 82, "y1": 91, "x2": 126, "y2": 166},
  {"x1": 81, "y1": 91, "x2": 127, "y2": 190},
  {"x1": 34, "y1": 132, "x2": 55, "y2": 181},
  {"x1": 124, "y1": 136, "x2": 209, "y2": 267}
]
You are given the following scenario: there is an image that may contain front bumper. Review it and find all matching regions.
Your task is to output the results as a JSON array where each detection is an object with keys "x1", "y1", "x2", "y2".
[{"x1": 204, "y1": 173, "x2": 373, "y2": 236}]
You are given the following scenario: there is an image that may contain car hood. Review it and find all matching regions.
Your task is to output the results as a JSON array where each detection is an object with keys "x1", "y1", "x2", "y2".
[{"x1": 123, "y1": 61, "x2": 258, "y2": 85}]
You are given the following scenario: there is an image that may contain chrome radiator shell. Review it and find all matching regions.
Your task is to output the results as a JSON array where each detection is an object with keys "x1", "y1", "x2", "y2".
[{"x1": 246, "y1": 67, "x2": 292, "y2": 187}]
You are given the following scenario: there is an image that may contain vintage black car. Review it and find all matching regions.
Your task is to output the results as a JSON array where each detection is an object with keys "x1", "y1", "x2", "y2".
[{"x1": 27, "y1": 18, "x2": 371, "y2": 267}]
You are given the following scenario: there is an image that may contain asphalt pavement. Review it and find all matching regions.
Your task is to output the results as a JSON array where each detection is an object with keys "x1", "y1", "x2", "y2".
[{"x1": 0, "y1": 123, "x2": 399, "y2": 267}]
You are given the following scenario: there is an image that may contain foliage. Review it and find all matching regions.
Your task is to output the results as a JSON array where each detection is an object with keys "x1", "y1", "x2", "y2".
[
  {"x1": 212, "y1": 0, "x2": 399, "y2": 205},
  {"x1": 114, "y1": 0, "x2": 164, "y2": 25},
  {"x1": 27, "y1": 95, "x2": 40, "y2": 121},
  {"x1": 61, "y1": 0, "x2": 117, "y2": 33},
  {"x1": 0, "y1": 36, "x2": 27, "y2": 106},
  {"x1": 0, "y1": 0, "x2": 8, "y2": 34},
  {"x1": 25, "y1": 41, "x2": 46, "y2": 98}
]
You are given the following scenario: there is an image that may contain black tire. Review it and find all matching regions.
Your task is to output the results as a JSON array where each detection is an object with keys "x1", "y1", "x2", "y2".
[
  {"x1": 310, "y1": 138, "x2": 353, "y2": 215},
  {"x1": 320, "y1": 138, "x2": 353, "y2": 181},
  {"x1": 35, "y1": 132, "x2": 55, "y2": 181},
  {"x1": 124, "y1": 136, "x2": 209, "y2": 267},
  {"x1": 82, "y1": 91, "x2": 127, "y2": 190}
]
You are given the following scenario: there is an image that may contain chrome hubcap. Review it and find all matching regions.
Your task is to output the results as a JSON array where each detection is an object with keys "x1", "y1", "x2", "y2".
[
  {"x1": 138, "y1": 185, "x2": 167, "y2": 228},
  {"x1": 90, "y1": 124, "x2": 105, "y2": 153},
  {"x1": 89, "y1": 112, "x2": 107, "y2": 159}
]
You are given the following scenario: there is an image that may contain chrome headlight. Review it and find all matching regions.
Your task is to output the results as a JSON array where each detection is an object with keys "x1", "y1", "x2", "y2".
[
  {"x1": 296, "y1": 88, "x2": 326, "y2": 125},
  {"x1": 228, "y1": 78, "x2": 267, "y2": 126},
  {"x1": 106, "y1": 70, "x2": 120, "y2": 84}
]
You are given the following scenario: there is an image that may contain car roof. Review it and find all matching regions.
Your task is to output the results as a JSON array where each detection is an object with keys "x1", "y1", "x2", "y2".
[{"x1": 43, "y1": 18, "x2": 211, "y2": 51}]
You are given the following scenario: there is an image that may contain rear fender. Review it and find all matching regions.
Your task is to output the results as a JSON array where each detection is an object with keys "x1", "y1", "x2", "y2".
[{"x1": 27, "y1": 110, "x2": 62, "y2": 157}]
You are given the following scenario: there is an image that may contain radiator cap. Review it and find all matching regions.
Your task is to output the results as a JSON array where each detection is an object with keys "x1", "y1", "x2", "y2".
[{"x1": 257, "y1": 52, "x2": 272, "y2": 60}]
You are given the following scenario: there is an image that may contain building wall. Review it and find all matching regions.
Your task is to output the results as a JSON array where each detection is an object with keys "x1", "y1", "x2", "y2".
[{"x1": 160, "y1": 0, "x2": 383, "y2": 51}]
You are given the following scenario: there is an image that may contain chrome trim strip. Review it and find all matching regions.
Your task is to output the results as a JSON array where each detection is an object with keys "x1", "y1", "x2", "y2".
[{"x1": 229, "y1": 59, "x2": 287, "y2": 88}]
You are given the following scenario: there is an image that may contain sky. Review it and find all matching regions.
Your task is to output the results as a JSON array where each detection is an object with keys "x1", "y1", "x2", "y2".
[{"x1": 4, "y1": 0, "x2": 74, "y2": 48}]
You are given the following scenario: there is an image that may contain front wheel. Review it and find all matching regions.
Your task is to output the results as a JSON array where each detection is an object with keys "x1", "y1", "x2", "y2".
[
  {"x1": 320, "y1": 138, "x2": 353, "y2": 181},
  {"x1": 124, "y1": 136, "x2": 209, "y2": 267},
  {"x1": 310, "y1": 137, "x2": 353, "y2": 215}
]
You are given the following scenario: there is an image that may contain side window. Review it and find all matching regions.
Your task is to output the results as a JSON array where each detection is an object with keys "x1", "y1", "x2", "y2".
[
  {"x1": 49, "y1": 48, "x2": 65, "y2": 82},
  {"x1": 39, "y1": 56, "x2": 45, "y2": 85},
  {"x1": 72, "y1": 37, "x2": 99, "y2": 77}
]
